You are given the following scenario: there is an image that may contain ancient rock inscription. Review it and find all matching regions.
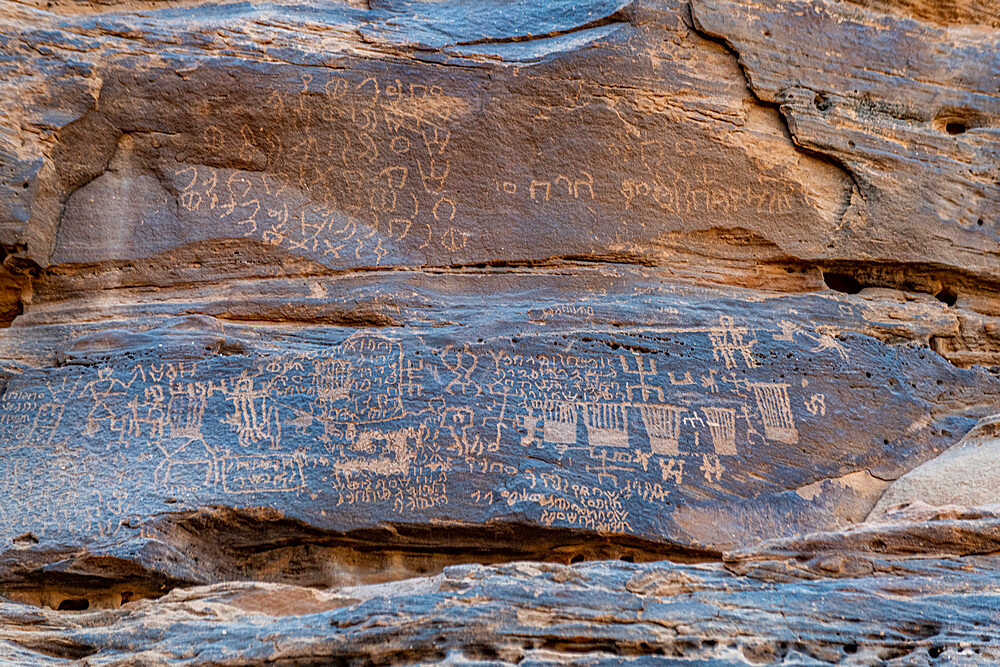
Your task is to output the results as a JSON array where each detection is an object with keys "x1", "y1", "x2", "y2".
[
  {"x1": 0, "y1": 311, "x2": 870, "y2": 543},
  {"x1": 169, "y1": 73, "x2": 470, "y2": 265},
  {"x1": 98, "y1": 60, "x2": 820, "y2": 271}
]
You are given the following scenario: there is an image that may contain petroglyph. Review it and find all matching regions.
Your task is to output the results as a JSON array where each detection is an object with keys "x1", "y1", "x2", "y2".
[
  {"x1": 0, "y1": 315, "x2": 838, "y2": 541},
  {"x1": 774, "y1": 321, "x2": 850, "y2": 362},
  {"x1": 620, "y1": 159, "x2": 794, "y2": 217},
  {"x1": 222, "y1": 454, "x2": 305, "y2": 494},
  {"x1": 169, "y1": 74, "x2": 469, "y2": 264},
  {"x1": 584, "y1": 402, "x2": 629, "y2": 448},
  {"x1": 748, "y1": 382, "x2": 799, "y2": 445},
  {"x1": 701, "y1": 406, "x2": 737, "y2": 456},
  {"x1": 27, "y1": 403, "x2": 64, "y2": 444},
  {"x1": 223, "y1": 372, "x2": 283, "y2": 450},
  {"x1": 542, "y1": 400, "x2": 577, "y2": 445},
  {"x1": 708, "y1": 315, "x2": 757, "y2": 370},
  {"x1": 501, "y1": 171, "x2": 596, "y2": 204},
  {"x1": 639, "y1": 403, "x2": 686, "y2": 456}
]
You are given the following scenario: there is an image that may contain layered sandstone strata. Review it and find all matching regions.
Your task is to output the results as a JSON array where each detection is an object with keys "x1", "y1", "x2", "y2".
[{"x1": 0, "y1": 0, "x2": 998, "y2": 662}]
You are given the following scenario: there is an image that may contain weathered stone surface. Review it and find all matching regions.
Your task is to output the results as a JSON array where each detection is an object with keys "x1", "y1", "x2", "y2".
[
  {"x1": 871, "y1": 414, "x2": 1000, "y2": 514},
  {"x1": 1, "y1": 0, "x2": 999, "y2": 660},
  {"x1": 4, "y1": 519, "x2": 1000, "y2": 664},
  {"x1": 692, "y1": 0, "x2": 1000, "y2": 273}
]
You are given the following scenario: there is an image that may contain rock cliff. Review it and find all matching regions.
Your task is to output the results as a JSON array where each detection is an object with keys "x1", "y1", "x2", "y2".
[{"x1": 0, "y1": 0, "x2": 998, "y2": 663}]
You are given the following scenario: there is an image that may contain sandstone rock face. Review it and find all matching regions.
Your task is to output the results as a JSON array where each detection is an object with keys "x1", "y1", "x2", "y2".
[
  {"x1": 871, "y1": 414, "x2": 1000, "y2": 514},
  {"x1": 1, "y1": 0, "x2": 999, "y2": 662}
]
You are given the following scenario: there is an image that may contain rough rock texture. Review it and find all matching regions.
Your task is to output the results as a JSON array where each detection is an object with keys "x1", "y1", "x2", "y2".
[
  {"x1": 6, "y1": 505, "x2": 1000, "y2": 664},
  {"x1": 0, "y1": 0, "x2": 999, "y2": 662},
  {"x1": 871, "y1": 414, "x2": 1000, "y2": 513}
]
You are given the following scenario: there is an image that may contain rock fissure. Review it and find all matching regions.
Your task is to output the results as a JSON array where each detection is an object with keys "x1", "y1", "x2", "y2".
[
  {"x1": 450, "y1": 12, "x2": 632, "y2": 49},
  {"x1": 1, "y1": 513, "x2": 723, "y2": 612}
]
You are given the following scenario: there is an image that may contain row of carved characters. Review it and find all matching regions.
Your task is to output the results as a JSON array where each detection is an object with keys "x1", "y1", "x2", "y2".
[
  {"x1": 171, "y1": 164, "x2": 466, "y2": 262},
  {"x1": 0, "y1": 342, "x2": 826, "y2": 508},
  {"x1": 174, "y1": 74, "x2": 467, "y2": 261},
  {"x1": 1, "y1": 320, "x2": 837, "y2": 452}
]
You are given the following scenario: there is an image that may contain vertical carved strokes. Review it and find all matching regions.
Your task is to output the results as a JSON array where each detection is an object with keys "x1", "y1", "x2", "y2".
[
  {"x1": 701, "y1": 406, "x2": 737, "y2": 455},
  {"x1": 529, "y1": 180, "x2": 551, "y2": 202},
  {"x1": 749, "y1": 382, "x2": 798, "y2": 445},
  {"x1": 708, "y1": 315, "x2": 757, "y2": 369},
  {"x1": 584, "y1": 402, "x2": 629, "y2": 448},
  {"x1": 223, "y1": 372, "x2": 281, "y2": 451},
  {"x1": 639, "y1": 404, "x2": 686, "y2": 456},
  {"x1": 27, "y1": 404, "x2": 63, "y2": 444},
  {"x1": 543, "y1": 400, "x2": 578, "y2": 444}
]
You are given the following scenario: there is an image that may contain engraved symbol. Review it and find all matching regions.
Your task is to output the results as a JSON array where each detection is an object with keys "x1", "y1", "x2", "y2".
[
  {"x1": 701, "y1": 406, "x2": 737, "y2": 455},
  {"x1": 221, "y1": 372, "x2": 281, "y2": 450},
  {"x1": 27, "y1": 403, "x2": 64, "y2": 444},
  {"x1": 168, "y1": 382, "x2": 208, "y2": 439},
  {"x1": 700, "y1": 369, "x2": 719, "y2": 393},
  {"x1": 315, "y1": 358, "x2": 354, "y2": 404},
  {"x1": 804, "y1": 393, "x2": 826, "y2": 416},
  {"x1": 574, "y1": 171, "x2": 595, "y2": 199},
  {"x1": 584, "y1": 403, "x2": 629, "y2": 448},
  {"x1": 620, "y1": 353, "x2": 663, "y2": 402},
  {"x1": 638, "y1": 403, "x2": 685, "y2": 455},
  {"x1": 529, "y1": 180, "x2": 551, "y2": 202},
  {"x1": 221, "y1": 454, "x2": 304, "y2": 493},
  {"x1": 440, "y1": 227, "x2": 469, "y2": 251},
  {"x1": 668, "y1": 371, "x2": 694, "y2": 385},
  {"x1": 749, "y1": 382, "x2": 798, "y2": 444},
  {"x1": 708, "y1": 315, "x2": 757, "y2": 369},
  {"x1": 332, "y1": 427, "x2": 417, "y2": 476},
  {"x1": 418, "y1": 158, "x2": 449, "y2": 193},
  {"x1": 659, "y1": 457, "x2": 683, "y2": 484},
  {"x1": 203, "y1": 125, "x2": 224, "y2": 150},
  {"x1": 82, "y1": 367, "x2": 132, "y2": 438},
  {"x1": 542, "y1": 400, "x2": 577, "y2": 445},
  {"x1": 775, "y1": 320, "x2": 849, "y2": 361},
  {"x1": 700, "y1": 453, "x2": 724, "y2": 482},
  {"x1": 402, "y1": 359, "x2": 424, "y2": 397},
  {"x1": 440, "y1": 344, "x2": 480, "y2": 396}
]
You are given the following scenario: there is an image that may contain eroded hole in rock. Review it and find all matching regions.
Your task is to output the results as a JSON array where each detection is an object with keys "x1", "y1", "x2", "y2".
[
  {"x1": 935, "y1": 287, "x2": 958, "y2": 307},
  {"x1": 822, "y1": 272, "x2": 863, "y2": 294},
  {"x1": 20, "y1": 639, "x2": 99, "y2": 661},
  {"x1": 56, "y1": 598, "x2": 90, "y2": 611},
  {"x1": 814, "y1": 93, "x2": 834, "y2": 111},
  {"x1": 2, "y1": 577, "x2": 173, "y2": 611},
  {"x1": 945, "y1": 122, "x2": 967, "y2": 135}
]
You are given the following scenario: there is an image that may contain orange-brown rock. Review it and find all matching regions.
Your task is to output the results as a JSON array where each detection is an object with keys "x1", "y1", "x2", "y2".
[{"x1": 0, "y1": 0, "x2": 998, "y2": 662}]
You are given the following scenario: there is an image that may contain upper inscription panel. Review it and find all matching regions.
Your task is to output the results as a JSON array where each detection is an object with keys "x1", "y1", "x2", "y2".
[{"x1": 47, "y1": 57, "x2": 836, "y2": 271}]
